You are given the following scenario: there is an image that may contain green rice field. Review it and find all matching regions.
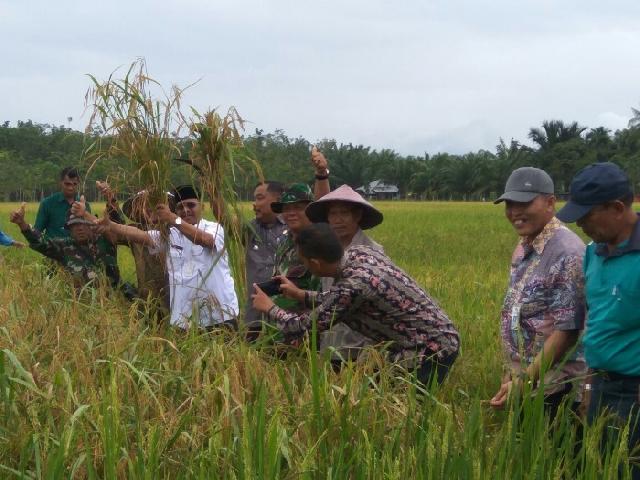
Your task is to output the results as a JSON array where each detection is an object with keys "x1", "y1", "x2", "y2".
[{"x1": 0, "y1": 201, "x2": 634, "y2": 479}]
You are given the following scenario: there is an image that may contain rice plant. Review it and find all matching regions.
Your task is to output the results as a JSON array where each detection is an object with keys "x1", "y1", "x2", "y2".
[
  {"x1": 83, "y1": 58, "x2": 184, "y2": 212},
  {"x1": 0, "y1": 202, "x2": 637, "y2": 478}
]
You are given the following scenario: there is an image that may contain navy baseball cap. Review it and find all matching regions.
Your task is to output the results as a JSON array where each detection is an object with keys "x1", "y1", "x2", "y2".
[{"x1": 556, "y1": 162, "x2": 633, "y2": 223}]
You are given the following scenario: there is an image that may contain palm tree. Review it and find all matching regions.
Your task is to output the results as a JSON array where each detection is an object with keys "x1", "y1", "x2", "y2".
[
  {"x1": 528, "y1": 120, "x2": 586, "y2": 150},
  {"x1": 629, "y1": 104, "x2": 640, "y2": 128}
]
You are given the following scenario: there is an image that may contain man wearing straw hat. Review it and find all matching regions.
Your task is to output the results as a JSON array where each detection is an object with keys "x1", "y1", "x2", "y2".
[
  {"x1": 252, "y1": 223, "x2": 460, "y2": 387},
  {"x1": 305, "y1": 184, "x2": 384, "y2": 362},
  {"x1": 96, "y1": 185, "x2": 239, "y2": 330}
]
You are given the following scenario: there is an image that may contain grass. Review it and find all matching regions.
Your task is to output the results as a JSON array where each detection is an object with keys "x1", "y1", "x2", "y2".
[{"x1": 0, "y1": 201, "x2": 635, "y2": 478}]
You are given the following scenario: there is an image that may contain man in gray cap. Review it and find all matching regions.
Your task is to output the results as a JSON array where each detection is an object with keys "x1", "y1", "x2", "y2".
[{"x1": 489, "y1": 167, "x2": 586, "y2": 419}]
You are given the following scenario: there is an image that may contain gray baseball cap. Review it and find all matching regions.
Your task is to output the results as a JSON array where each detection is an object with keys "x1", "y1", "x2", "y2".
[{"x1": 494, "y1": 167, "x2": 554, "y2": 204}]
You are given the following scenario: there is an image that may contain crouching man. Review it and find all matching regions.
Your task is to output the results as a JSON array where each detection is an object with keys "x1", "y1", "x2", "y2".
[
  {"x1": 97, "y1": 185, "x2": 239, "y2": 330},
  {"x1": 252, "y1": 223, "x2": 460, "y2": 387}
]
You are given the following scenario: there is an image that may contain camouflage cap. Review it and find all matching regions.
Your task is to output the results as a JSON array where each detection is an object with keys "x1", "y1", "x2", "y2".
[
  {"x1": 65, "y1": 214, "x2": 94, "y2": 228},
  {"x1": 271, "y1": 183, "x2": 314, "y2": 213}
]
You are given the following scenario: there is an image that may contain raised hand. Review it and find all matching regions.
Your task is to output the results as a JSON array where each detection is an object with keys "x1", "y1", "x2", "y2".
[
  {"x1": 96, "y1": 180, "x2": 114, "y2": 201},
  {"x1": 9, "y1": 202, "x2": 27, "y2": 228},
  {"x1": 311, "y1": 145, "x2": 329, "y2": 175},
  {"x1": 71, "y1": 195, "x2": 87, "y2": 218}
]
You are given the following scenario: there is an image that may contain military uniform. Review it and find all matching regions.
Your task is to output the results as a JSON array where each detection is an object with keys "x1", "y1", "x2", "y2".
[
  {"x1": 22, "y1": 226, "x2": 119, "y2": 288},
  {"x1": 272, "y1": 233, "x2": 320, "y2": 311},
  {"x1": 269, "y1": 183, "x2": 321, "y2": 312}
]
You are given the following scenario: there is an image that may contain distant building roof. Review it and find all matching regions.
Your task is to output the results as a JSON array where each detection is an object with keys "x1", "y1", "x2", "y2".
[{"x1": 366, "y1": 180, "x2": 399, "y2": 194}]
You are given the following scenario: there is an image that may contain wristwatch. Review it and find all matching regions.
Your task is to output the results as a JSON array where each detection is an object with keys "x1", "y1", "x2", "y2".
[
  {"x1": 174, "y1": 217, "x2": 182, "y2": 226},
  {"x1": 315, "y1": 168, "x2": 330, "y2": 180}
]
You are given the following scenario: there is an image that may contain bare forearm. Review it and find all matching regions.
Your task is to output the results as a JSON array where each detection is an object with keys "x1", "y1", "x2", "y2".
[
  {"x1": 314, "y1": 178, "x2": 330, "y2": 200},
  {"x1": 110, "y1": 223, "x2": 153, "y2": 245},
  {"x1": 174, "y1": 222, "x2": 215, "y2": 249},
  {"x1": 525, "y1": 330, "x2": 579, "y2": 382}
]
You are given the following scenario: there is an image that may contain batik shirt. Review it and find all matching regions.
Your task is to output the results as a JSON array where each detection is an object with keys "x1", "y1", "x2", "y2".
[
  {"x1": 272, "y1": 233, "x2": 320, "y2": 311},
  {"x1": 268, "y1": 245, "x2": 460, "y2": 369},
  {"x1": 22, "y1": 227, "x2": 119, "y2": 287},
  {"x1": 501, "y1": 217, "x2": 586, "y2": 395}
]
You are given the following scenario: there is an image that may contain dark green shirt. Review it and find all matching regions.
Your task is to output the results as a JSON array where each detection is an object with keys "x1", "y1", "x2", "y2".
[
  {"x1": 34, "y1": 192, "x2": 91, "y2": 239},
  {"x1": 272, "y1": 234, "x2": 320, "y2": 311},
  {"x1": 583, "y1": 215, "x2": 640, "y2": 376},
  {"x1": 22, "y1": 227, "x2": 119, "y2": 288}
]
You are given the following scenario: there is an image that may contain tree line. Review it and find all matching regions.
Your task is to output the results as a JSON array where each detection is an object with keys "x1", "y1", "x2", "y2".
[{"x1": 1, "y1": 113, "x2": 639, "y2": 202}]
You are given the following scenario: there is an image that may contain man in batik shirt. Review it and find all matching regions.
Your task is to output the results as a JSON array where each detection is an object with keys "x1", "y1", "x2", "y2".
[
  {"x1": 252, "y1": 223, "x2": 459, "y2": 387},
  {"x1": 490, "y1": 167, "x2": 586, "y2": 418}
]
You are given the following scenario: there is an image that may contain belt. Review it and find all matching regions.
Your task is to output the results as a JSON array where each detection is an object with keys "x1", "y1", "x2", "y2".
[{"x1": 594, "y1": 369, "x2": 640, "y2": 382}]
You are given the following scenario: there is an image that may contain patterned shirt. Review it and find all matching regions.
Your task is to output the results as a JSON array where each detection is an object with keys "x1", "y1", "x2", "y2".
[
  {"x1": 272, "y1": 233, "x2": 321, "y2": 311},
  {"x1": 268, "y1": 245, "x2": 460, "y2": 369},
  {"x1": 500, "y1": 217, "x2": 586, "y2": 395},
  {"x1": 22, "y1": 227, "x2": 119, "y2": 288}
]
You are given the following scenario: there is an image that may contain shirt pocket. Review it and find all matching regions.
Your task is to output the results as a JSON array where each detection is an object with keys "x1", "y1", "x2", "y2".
[
  {"x1": 610, "y1": 284, "x2": 640, "y2": 328},
  {"x1": 587, "y1": 283, "x2": 640, "y2": 329}
]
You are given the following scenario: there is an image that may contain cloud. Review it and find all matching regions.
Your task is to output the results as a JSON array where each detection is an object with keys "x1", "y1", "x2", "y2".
[{"x1": 2, "y1": 0, "x2": 640, "y2": 154}]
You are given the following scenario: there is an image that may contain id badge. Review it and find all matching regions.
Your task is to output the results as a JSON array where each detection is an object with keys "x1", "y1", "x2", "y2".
[{"x1": 510, "y1": 305, "x2": 521, "y2": 331}]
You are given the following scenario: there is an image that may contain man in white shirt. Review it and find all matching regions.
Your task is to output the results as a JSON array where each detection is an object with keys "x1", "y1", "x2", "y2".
[{"x1": 98, "y1": 185, "x2": 238, "y2": 329}]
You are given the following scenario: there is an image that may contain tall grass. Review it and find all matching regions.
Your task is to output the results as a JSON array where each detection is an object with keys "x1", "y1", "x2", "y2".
[
  {"x1": 184, "y1": 107, "x2": 262, "y2": 308},
  {"x1": 0, "y1": 202, "x2": 636, "y2": 478},
  {"x1": 84, "y1": 58, "x2": 184, "y2": 209}
]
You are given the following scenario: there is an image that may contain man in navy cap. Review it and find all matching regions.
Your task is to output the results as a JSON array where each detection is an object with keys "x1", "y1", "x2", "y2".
[{"x1": 557, "y1": 162, "x2": 639, "y2": 478}]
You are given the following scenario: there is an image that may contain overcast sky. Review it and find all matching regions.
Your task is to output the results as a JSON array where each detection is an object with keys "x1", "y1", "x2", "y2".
[{"x1": 2, "y1": 0, "x2": 639, "y2": 155}]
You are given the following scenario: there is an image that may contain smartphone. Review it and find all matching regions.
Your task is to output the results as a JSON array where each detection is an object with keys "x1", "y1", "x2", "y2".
[{"x1": 256, "y1": 278, "x2": 282, "y2": 296}]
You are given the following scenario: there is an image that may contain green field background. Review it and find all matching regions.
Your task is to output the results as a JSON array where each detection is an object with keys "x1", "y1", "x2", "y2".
[{"x1": 0, "y1": 202, "x2": 630, "y2": 479}]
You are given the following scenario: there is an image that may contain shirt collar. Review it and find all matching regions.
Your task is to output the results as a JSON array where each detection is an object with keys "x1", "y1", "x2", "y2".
[
  {"x1": 255, "y1": 216, "x2": 286, "y2": 228},
  {"x1": 347, "y1": 228, "x2": 366, "y2": 249},
  {"x1": 520, "y1": 216, "x2": 562, "y2": 256},
  {"x1": 595, "y1": 213, "x2": 640, "y2": 258}
]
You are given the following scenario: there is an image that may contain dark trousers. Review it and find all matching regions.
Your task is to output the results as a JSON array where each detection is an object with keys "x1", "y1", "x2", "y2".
[
  {"x1": 414, "y1": 350, "x2": 458, "y2": 388},
  {"x1": 543, "y1": 383, "x2": 581, "y2": 423},
  {"x1": 587, "y1": 372, "x2": 640, "y2": 480}
]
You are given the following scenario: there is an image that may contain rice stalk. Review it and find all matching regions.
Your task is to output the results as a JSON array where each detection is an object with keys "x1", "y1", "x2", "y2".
[{"x1": 83, "y1": 58, "x2": 184, "y2": 215}]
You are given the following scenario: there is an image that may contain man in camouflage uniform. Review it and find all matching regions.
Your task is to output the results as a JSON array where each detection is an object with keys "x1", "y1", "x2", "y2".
[
  {"x1": 269, "y1": 183, "x2": 321, "y2": 311},
  {"x1": 10, "y1": 203, "x2": 119, "y2": 289}
]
